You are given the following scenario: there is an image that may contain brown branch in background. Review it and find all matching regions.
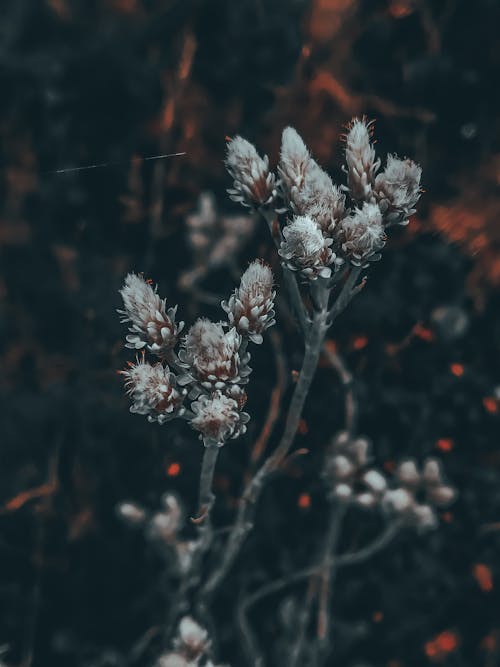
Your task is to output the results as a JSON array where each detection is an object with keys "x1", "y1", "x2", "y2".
[
  {"x1": 322, "y1": 340, "x2": 357, "y2": 436},
  {"x1": 250, "y1": 329, "x2": 287, "y2": 464}
]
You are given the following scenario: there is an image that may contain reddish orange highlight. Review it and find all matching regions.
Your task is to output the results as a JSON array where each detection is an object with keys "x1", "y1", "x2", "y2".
[
  {"x1": 353, "y1": 335, "x2": 368, "y2": 350},
  {"x1": 473, "y1": 564, "x2": 493, "y2": 592},
  {"x1": 483, "y1": 397, "x2": 498, "y2": 414},
  {"x1": 450, "y1": 363, "x2": 464, "y2": 377},
  {"x1": 167, "y1": 462, "x2": 181, "y2": 477},
  {"x1": 436, "y1": 438, "x2": 454, "y2": 452},
  {"x1": 298, "y1": 493, "x2": 311, "y2": 509}
]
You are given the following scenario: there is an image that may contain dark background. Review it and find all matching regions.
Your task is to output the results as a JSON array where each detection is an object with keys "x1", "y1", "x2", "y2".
[{"x1": 1, "y1": 0, "x2": 500, "y2": 665}]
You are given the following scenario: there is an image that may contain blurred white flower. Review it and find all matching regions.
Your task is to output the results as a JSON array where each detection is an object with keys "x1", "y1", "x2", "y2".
[
  {"x1": 118, "y1": 273, "x2": 183, "y2": 356},
  {"x1": 222, "y1": 260, "x2": 276, "y2": 344}
]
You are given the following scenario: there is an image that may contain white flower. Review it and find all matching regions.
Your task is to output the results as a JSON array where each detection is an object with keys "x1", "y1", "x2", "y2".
[
  {"x1": 147, "y1": 493, "x2": 182, "y2": 543},
  {"x1": 190, "y1": 391, "x2": 249, "y2": 445},
  {"x1": 396, "y1": 460, "x2": 420, "y2": 487},
  {"x1": 279, "y1": 215, "x2": 335, "y2": 279},
  {"x1": 222, "y1": 260, "x2": 276, "y2": 344},
  {"x1": 375, "y1": 154, "x2": 422, "y2": 225},
  {"x1": 174, "y1": 617, "x2": 209, "y2": 660},
  {"x1": 363, "y1": 469, "x2": 387, "y2": 493},
  {"x1": 344, "y1": 117, "x2": 380, "y2": 202},
  {"x1": 116, "y1": 501, "x2": 147, "y2": 526},
  {"x1": 225, "y1": 136, "x2": 276, "y2": 208},
  {"x1": 339, "y1": 202, "x2": 386, "y2": 266},
  {"x1": 120, "y1": 357, "x2": 185, "y2": 424},
  {"x1": 382, "y1": 488, "x2": 413, "y2": 513},
  {"x1": 118, "y1": 273, "x2": 183, "y2": 356},
  {"x1": 292, "y1": 163, "x2": 346, "y2": 235},
  {"x1": 179, "y1": 320, "x2": 248, "y2": 391}
]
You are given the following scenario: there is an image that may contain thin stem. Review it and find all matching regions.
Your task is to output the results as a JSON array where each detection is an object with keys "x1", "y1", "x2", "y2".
[
  {"x1": 328, "y1": 266, "x2": 362, "y2": 323},
  {"x1": 336, "y1": 520, "x2": 402, "y2": 567},
  {"x1": 282, "y1": 267, "x2": 310, "y2": 335},
  {"x1": 200, "y1": 306, "x2": 329, "y2": 601},
  {"x1": 193, "y1": 442, "x2": 220, "y2": 522}
]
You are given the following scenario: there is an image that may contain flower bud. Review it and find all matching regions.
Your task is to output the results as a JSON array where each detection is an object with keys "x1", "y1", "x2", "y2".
[
  {"x1": 344, "y1": 117, "x2": 380, "y2": 202},
  {"x1": 279, "y1": 215, "x2": 335, "y2": 279},
  {"x1": 180, "y1": 320, "x2": 247, "y2": 391},
  {"x1": 157, "y1": 653, "x2": 189, "y2": 667},
  {"x1": 222, "y1": 260, "x2": 276, "y2": 344},
  {"x1": 330, "y1": 454, "x2": 355, "y2": 480},
  {"x1": 116, "y1": 501, "x2": 147, "y2": 526},
  {"x1": 411, "y1": 503, "x2": 437, "y2": 531},
  {"x1": 363, "y1": 469, "x2": 387, "y2": 494},
  {"x1": 422, "y1": 458, "x2": 442, "y2": 485},
  {"x1": 175, "y1": 616, "x2": 209, "y2": 659},
  {"x1": 374, "y1": 154, "x2": 422, "y2": 225},
  {"x1": 382, "y1": 488, "x2": 414, "y2": 513},
  {"x1": 226, "y1": 136, "x2": 276, "y2": 208},
  {"x1": 396, "y1": 460, "x2": 421, "y2": 488},
  {"x1": 118, "y1": 273, "x2": 183, "y2": 356},
  {"x1": 355, "y1": 492, "x2": 378, "y2": 508},
  {"x1": 333, "y1": 483, "x2": 353, "y2": 500},
  {"x1": 278, "y1": 127, "x2": 312, "y2": 196},
  {"x1": 427, "y1": 484, "x2": 456, "y2": 507},
  {"x1": 339, "y1": 202, "x2": 386, "y2": 267}
]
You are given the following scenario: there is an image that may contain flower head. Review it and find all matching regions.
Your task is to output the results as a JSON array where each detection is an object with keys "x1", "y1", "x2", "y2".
[
  {"x1": 375, "y1": 154, "x2": 422, "y2": 225},
  {"x1": 292, "y1": 162, "x2": 346, "y2": 235},
  {"x1": 191, "y1": 391, "x2": 249, "y2": 445},
  {"x1": 279, "y1": 215, "x2": 335, "y2": 279},
  {"x1": 278, "y1": 127, "x2": 312, "y2": 197},
  {"x1": 339, "y1": 202, "x2": 386, "y2": 266},
  {"x1": 120, "y1": 356, "x2": 185, "y2": 424},
  {"x1": 179, "y1": 320, "x2": 248, "y2": 391},
  {"x1": 344, "y1": 117, "x2": 380, "y2": 202},
  {"x1": 118, "y1": 273, "x2": 183, "y2": 356},
  {"x1": 225, "y1": 136, "x2": 276, "y2": 208},
  {"x1": 222, "y1": 260, "x2": 276, "y2": 344}
]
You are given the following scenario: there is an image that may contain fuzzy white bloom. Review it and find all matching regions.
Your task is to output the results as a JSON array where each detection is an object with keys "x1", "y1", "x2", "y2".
[
  {"x1": 396, "y1": 460, "x2": 420, "y2": 487},
  {"x1": 222, "y1": 260, "x2": 276, "y2": 344},
  {"x1": 120, "y1": 357, "x2": 185, "y2": 424},
  {"x1": 339, "y1": 202, "x2": 386, "y2": 267},
  {"x1": 179, "y1": 320, "x2": 249, "y2": 391},
  {"x1": 279, "y1": 215, "x2": 335, "y2": 279},
  {"x1": 225, "y1": 136, "x2": 276, "y2": 208},
  {"x1": 177, "y1": 617, "x2": 209, "y2": 656},
  {"x1": 363, "y1": 469, "x2": 387, "y2": 494},
  {"x1": 292, "y1": 162, "x2": 346, "y2": 235},
  {"x1": 333, "y1": 483, "x2": 353, "y2": 500},
  {"x1": 411, "y1": 504, "x2": 438, "y2": 531},
  {"x1": 118, "y1": 273, "x2": 183, "y2": 356},
  {"x1": 157, "y1": 654, "x2": 189, "y2": 667},
  {"x1": 191, "y1": 391, "x2": 249, "y2": 445},
  {"x1": 278, "y1": 127, "x2": 312, "y2": 195},
  {"x1": 116, "y1": 501, "x2": 147, "y2": 526},
  {"x1": 329, "y1": 454, "x2": 355, "y2": 480},
  {"x1": 375, "y1": 155, "x2": 422, "y2": 225},
  {"x1": 148, "y1": 493, "x2": 182, "y2": 544},
  {"x1": 382, "y1": 488, "x2": 414, "y2": 513},
  {"x1": 344, "y1": 117, "x2": 380, "y2": 202}
]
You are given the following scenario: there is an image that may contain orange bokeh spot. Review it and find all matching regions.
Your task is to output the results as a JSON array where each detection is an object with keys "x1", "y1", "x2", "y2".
[
  {"x1": 436, "y1": 438, "x2": 454, "y2": 452},
  {"x1": 413, "y1": 323, "x2": 434, "y2": 342},
  {"x1": 481, "y1": 633, "x2": 497, "y2": 652},
  {"x1": 483, "y1": 397, "x2": 498, "y2": 414},
  {"x1": 425, "y1": 630, "x2": 459, "y2": 660},
  {"x1": 167, "y1": 462, "x2": 181, "y2": 477},
  {"x1": 473, "y1": 564, "x2": 493, "y2": 593},
  {"x1": 353, "y1": 335, "x2": 368, "y2": 350},
  {"x1": 372, "y1": 611, "x2": 383, "y2": 623},
  {"x1": 450, "y1": 363, "x2": 464, "y2": 377},
  {"x1": 298, "y1": 493, "x2": 311, "y2": 509},
  {"x1": 298, "y1": 419, "x2": 309, "y2": 435}
]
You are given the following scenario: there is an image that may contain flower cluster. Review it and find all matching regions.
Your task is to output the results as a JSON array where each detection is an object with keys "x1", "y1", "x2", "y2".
[
  {"x1": 157, "y1": 616, "x2": 225, "y2": 667},
  {"x1": 324, "y1": 432, "x2": 455, "y2": 531},
  {"x1": 119, "y1": 264, "x2": 275, "y2": 446},
  {"x1": 225, "y1": 118, "x2": 422, "y2": 277}
]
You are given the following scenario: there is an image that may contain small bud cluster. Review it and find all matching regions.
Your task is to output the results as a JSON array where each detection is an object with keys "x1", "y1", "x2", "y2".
[
  {"x1": 383, "y1": 459, "x2": 456, "y2": 531},
  {"x1": 119, "y1": 263, "x2": 275, "y2": 446},
  {"x1": 157, "y1": 616, "x2": 225, "y2": 667},
  {"x1": 324, "y1": 433, "x2": 455, "y2": 531},
  {"x1": 226, "y1": 118, "x2": 422, "y2": 276},
  {"x1": 180, "y1": 192, "x2": 256, "y2": 290},
  {"x1": 116, "y1": 494, "x2": 196, "y2": 573}
]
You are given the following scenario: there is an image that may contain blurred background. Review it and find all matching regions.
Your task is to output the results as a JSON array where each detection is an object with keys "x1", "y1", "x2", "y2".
[{"x1": 0, "y1": 0, "x2": 500, "y2": 665}]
